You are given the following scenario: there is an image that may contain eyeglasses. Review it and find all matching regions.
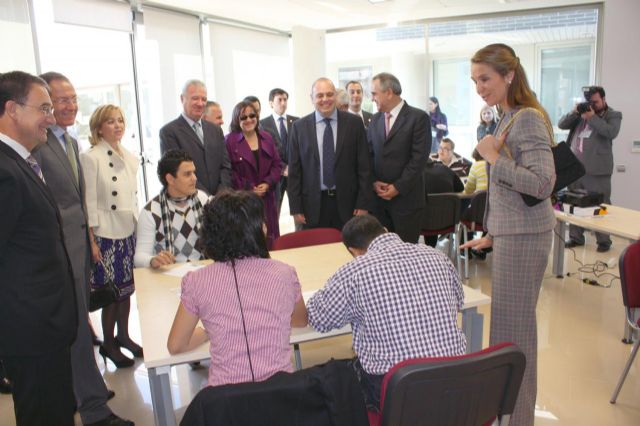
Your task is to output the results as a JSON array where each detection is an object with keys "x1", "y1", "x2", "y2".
[
  {"x1": 239, "y1": 113, "x2": 257, "y2": 121},
  {"x1": 17, "y1": 102, "x2": 55, "y2": 116},
  {"x1": 53, "y1": 96, "x2": 78, "y2": 106}
]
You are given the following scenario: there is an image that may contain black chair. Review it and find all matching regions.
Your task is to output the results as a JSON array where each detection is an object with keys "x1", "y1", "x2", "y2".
[
  {"x1": 180, "y1": 359, "x2": 369, "y2": 426},
  {"x1": 420, "y1": 193, "x2": 461, "y2": 273},
  {"x1": 610, "y1": 241, "x2": 640, "y2": 403},
  {"x1": 368, "y1": 342, "x2": 526, "y2": 426},
  {"x1": 460, "y1": 191, "x2": 487, "y2": 279}
]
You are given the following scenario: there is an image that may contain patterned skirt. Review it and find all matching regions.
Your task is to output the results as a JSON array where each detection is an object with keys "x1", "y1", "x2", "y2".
[{"x1": 90, "y1": 233, "x2": 136, "y2": 302}]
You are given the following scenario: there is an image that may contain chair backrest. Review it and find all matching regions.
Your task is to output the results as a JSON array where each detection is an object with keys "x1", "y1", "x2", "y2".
[
  {"x1": 619, "y1": 241, "x2": 640, "y2": 309},
  {"x1": 462, "y1": 190, "x2": 487, "y2": 225},
  {"x1": 378, "y1": 342, "x2": 526, "y2": 426},
  {"x1": 271, "y1": 228, "x2": 343, "y2": 251},
  {"x1": 180, "y1": 359, "x2": 369, "y2": 426},
  {"x1": 420, "y1": 193, "x2": 461, "y2": 233}
]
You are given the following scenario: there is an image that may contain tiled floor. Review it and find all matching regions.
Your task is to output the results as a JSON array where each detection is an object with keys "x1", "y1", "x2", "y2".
[{"x1": 1, "y1": 225, "x2": 639, "y2": 425}]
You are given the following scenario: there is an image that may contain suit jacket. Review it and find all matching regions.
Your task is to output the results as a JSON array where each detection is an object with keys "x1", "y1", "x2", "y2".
[
  {"x1": 0, "y1": 141, "x2": 77, "y2": 356},
  {"x1": 558, "y1": 107, "x2": 622, "y2": 176},
  {"x1": 362, "y1": 110, "x2": 373, "y2": 129},
  {"x1": 288, "y1": 110, "x2": 372, "y2": 227},
  {"x1": 423, "y1": 160, "x2": 464, "y2": 195},
  {"x1": 368, "y1": 102, "x2": 430, "y2": 213},
  {"x1": 180, "y1": 359, "x2": 369, "y2": 426},
  {"x1": 32, "y1": 130, "x2": 91, "y2": 308},
  {"x1": 260, "y1": 114, "x2": 299, "y2": 165},
  {"x1": 159, "y1": 115, "x2": 231, "y2": 195},
  {"x1": 487, "y1": 108, "x2": 556, "y2": 236}
]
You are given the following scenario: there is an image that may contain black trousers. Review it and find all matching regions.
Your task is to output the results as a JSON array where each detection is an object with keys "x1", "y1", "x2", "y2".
[
  {"x1": 3, "y1": 346, "x2": 75, "y2": 426},
  {"x1": 304, "y1": 191, "x2": 344, "y2": 230},
  {"x1": 375, "y1": 202, "x2": 422, "y2": 244}
]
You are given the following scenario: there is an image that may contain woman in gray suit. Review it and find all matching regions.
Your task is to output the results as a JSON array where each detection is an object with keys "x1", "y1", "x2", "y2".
[{"x1": 462, "y1": 44, "x2": 556, "y2": 426}]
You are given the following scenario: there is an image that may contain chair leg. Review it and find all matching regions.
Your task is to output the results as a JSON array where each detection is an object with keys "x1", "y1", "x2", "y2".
[
  {"x1": 610, "y1": 337, "x2": 640, "y2": 403},
  {"x1": 462, "y1": 224, "x2": 469, "y2": 280}
]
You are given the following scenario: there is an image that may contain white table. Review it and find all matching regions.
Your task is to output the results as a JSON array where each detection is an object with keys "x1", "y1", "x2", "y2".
[
  {"x1": 552, "y1": 204, "x2": 640, "y2": 277},
  {"x1": 134, "y1": 242, "x2": 490, "y2": 426}
]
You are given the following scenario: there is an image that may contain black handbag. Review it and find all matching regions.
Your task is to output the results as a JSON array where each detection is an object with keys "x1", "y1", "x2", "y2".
[
  {"x1": 500, "y1": 109, "x2": 585, "y2": 207},
  {"x1": 89, "y1": 280, "x2": 119, "y2": 312}
]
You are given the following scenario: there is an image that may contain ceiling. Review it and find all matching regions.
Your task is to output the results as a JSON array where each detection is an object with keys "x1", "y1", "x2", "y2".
[{"x1": 141, "y1": 0, "x2": 597, "y2": 32}]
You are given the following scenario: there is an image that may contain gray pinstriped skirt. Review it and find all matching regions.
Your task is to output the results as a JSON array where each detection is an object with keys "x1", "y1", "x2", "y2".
[{"x1": 490, "y1": 230, "x2": 552, "y2": 426}]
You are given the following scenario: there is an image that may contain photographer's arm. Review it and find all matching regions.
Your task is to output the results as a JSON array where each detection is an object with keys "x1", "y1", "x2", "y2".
[{"x1": 587, "y1": 110, "x2": 622, "y2": 140}]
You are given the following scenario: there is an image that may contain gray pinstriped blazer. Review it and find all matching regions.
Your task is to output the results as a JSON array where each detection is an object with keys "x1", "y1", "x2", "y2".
[{"x1": 485, "y1": 108, "x2": 556, "y2": 236}]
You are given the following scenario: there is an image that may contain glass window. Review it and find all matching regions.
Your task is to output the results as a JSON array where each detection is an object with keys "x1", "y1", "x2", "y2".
[
  {"x1": 540, "y1": 44, "x2": 592, "y2": 128},
  {"x1": 0, "y1": 0, "x2": 37, "y2": 72}
]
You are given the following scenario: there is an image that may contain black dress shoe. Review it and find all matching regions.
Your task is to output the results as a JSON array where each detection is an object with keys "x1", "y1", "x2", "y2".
[
  {"x1": 597, "y1": 244, "x2": 611, "y2": 253},
  {"x1": 85, "y1": 413, "x2": 134, "y2": 426},
  {"x1": 0, "y1": 376, "x2": 11, "y2": 394},
  {"x1": 93, "y1": 335, "x2": 104, "y2": 346},
  {"x1": 565, "y1": 240, "x2": 584, "y2": 249},
  {"x1": 107, "y1": 389, "x2": 115, "y2": 400}
]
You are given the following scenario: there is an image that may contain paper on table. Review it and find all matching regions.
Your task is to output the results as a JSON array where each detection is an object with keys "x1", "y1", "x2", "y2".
[
  {"x1": 302, "y1": 290, "x2": 317, "y2": 303},
  {"x1": 162, "y1": 263, "x2": 205, "y2": 278}
]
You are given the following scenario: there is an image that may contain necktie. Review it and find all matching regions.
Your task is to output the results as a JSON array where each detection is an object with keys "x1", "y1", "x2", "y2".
[
  {"x1": 193, "y1": 122, "x2": 204, "y2": 144},
  {"x1": 384, "y1": 112, "x2": 392, "y2": 138},
  {"x1": 278, "y1": 116, "x2": 288, "y2": 156},
  {"x1": 63, "y1": 131, "x2": 79, "y2": 185},
  {"x1": 26, "y1": 155, "x2": 46, "y2": 183},
  {"x1": 322, "y1": 118, "x2": 335, "y2": 189}
]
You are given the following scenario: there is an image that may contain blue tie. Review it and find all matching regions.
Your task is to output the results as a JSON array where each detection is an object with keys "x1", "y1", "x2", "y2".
[
  {"x1": 322, "y1": 118, "x2": 335, "y2": 189},
  {"x1": 278, "y1": 117, "x2": 288, "y2": 160}
]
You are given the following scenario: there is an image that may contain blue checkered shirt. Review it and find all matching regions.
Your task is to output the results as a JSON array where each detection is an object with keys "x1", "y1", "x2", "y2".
[{"x1": 307, "y1": 233, "x2": 467, "y2": 375}]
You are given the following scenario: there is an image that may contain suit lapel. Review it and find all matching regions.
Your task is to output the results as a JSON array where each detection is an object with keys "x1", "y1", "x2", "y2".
[
  {"x1": 178, "y1": 116, "x2": 205, "y2": 152},
  {"x1": 386, "y1": 104, "x2": 407, "y2": 141},
  {"x1": 305, "y1": 115, "x2": 320, "y2": 164},
  {"x1": 335, "y1": 111, "x2": 346, "y2": 160},
  {"x1": 0, "y1": 142, "x2": 59, "y2": 212},
  {"x1": 46, "y1": 131, "x2": 81, "y2": 193},
  {"x1": 237, "y1": 137, "x2": 258, "y2": 171}
]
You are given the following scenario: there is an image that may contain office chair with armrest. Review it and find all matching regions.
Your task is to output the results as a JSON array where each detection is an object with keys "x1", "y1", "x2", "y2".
[
  {"x1": 460, "y1": 191, "x2": 487, "y2": 279},
  {"x1": 272, "y1": 228, "x2": 343, "y2": 251},
  {"x1": 420, "y1": 193, "x2": 462, "y2": 273},
  {"x1": 368, "y1": 342, "x2": 526, "y2": 426},
  {"x1": 610, "y1": 240, "x2": 640, "y2": 404}
]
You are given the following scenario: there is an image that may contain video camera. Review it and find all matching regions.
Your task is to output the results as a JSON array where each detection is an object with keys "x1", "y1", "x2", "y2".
[{"x1": 576, "y1": 86, "x2": 599, "y2": 114}]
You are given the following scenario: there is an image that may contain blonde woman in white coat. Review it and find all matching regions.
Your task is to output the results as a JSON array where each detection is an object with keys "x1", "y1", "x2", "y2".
[{"x1": 80, "y1": 105, "x2": 141, "y2": 368}]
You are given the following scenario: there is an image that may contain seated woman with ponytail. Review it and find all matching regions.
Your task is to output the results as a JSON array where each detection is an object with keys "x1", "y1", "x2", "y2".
[{"x1": 167, "y1": 189, "x2": 308, "y2": 386}]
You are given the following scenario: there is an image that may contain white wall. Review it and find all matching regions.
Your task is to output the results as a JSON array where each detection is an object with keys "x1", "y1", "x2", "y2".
[
  {"x1": 291, "y1": 26, "x2": 326, "y2": 117},
  {"x1": 602, "y1": 0, "x2": 640, "y2": 210}
]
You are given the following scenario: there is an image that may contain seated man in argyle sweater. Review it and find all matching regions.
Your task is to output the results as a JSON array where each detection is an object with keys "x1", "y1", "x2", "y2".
[
  {"x1": 306, "y1": 214, "x2": 466, "y2": 412},
  {"x1": 135, "y1": 150, "x2": 211, "y2": 268}
]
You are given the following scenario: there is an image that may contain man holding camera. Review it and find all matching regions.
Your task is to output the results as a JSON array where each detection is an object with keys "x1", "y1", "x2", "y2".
[{"x1": 558, "y1": 86, "x2": 622, "y2": 252}]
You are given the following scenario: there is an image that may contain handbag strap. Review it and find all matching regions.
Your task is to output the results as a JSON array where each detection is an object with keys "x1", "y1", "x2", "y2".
[{"x1": 499, "y1": 107, "x2": 555, "y2": 160}]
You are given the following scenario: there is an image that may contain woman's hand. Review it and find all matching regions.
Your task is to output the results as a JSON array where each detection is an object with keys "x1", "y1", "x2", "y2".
[
  {"x1": 90, "y1": 241, "x2": 102, "y2": 263},
  {"x1": 460, "y1": 236, "x2": 493, "y2": 251},
  {"x1": 253, "y1": 183, "x2": 269, "y2": 197},
  {"x1": 477, "y1": 132, "x2": 507, "y2": 165},
  {"x1": 436, "y1": 123, "x2": 447, "y2": 131}
]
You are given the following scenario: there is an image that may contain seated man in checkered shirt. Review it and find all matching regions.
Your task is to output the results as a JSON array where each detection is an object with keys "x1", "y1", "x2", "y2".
[
  {"x1": 306, "y1": 214, "x2": 467, "y2": 411},
  {"x1": 134, "y1": 149, "x2": 211, "y2": 268}
]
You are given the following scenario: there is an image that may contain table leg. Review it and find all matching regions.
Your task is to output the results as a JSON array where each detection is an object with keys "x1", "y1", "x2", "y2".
[
  {"x1": 462, "y1": 307, "x2": 484, "y2": 353},
  {"x1": 552, "y1": 220, "x2": 566, "y2": 278},
  {"x1": 294, "y1": 343, "x2": 302, "y2": 370},
  {"x1": 148, "y1": 365, "x2": 177, "y2": 426}
]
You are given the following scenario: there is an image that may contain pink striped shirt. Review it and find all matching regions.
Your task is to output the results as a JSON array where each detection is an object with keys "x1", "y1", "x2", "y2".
[{"x1": 181, "y1": 257, "x2": 302, "y2": 387}]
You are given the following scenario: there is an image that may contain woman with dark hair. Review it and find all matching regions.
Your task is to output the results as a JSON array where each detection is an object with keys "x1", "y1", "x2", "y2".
[
  {"x1": 461, "y1": 43, "x2": 556, "y2": 425},
  {"x1": 225, "y1": 101, "x2": 282, "y2": 248},
  {"x1": 476, "y1": 104, "x2": 497, "y2": 141},
  {"x1": 428, "y1": 96, "x2": 448, "y2": 154},
  {"x1": 167, "y1": 190, "x2": 308, "y2": 387}
]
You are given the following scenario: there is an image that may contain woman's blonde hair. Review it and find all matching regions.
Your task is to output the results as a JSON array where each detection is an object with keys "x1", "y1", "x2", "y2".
[
  {"x1": 471, "y1": 43, "x2": 551, "y2": 129},
  {"x1": 479, "y1": 105, "x2": 495, "y2": 125},
  {"x1": 88, "y1": 104, "x2": 125, "y2": 146}
]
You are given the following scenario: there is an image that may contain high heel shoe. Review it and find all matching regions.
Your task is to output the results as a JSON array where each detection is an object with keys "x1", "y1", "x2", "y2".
[
  {"x1": 99, "y1": 345, "x2": 134, "y2": 368},
  {"x1": 114, "y1": 337, "x2": 144, "y2": 358}
]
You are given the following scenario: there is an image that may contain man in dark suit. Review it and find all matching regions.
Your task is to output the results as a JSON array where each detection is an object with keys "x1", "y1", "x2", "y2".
[
  {"x1": 288, "y1": 78, "x2": 372, "y2": 230},
  {"x1": 368, "y1": 72, "x2": 430, "y2": 243},
  {"x1": 260, "y1": 88, "x2": 299, "y2": 213},
  {"x1": 346, "y1": 81, "x2": 373, "y2": 128},
  {"x1": 159, "y1": 79, "x2": 231, "y2": 195},
  {"x1": 0, "y1": 71, "x2": 77, "y2": 425},
  {"x1": 33, "y1": 72, "x2": 132, "y2": 426}
]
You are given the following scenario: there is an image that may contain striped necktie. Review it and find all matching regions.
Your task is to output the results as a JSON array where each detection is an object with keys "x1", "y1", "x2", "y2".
[
  {"x1": 193, "y1": 122, "x2": 204, "y2": 144},
  {"x1": 26, "y1": 155, "x2": 46, "y2": 183}
]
